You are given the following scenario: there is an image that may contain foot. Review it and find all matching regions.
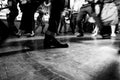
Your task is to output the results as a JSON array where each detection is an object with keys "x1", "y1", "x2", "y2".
[
  {"x1": 24, "y1": 31, "x2": 35, "y2": 37},
  {"x1": 77, "y1": 33, "x2": 84, "y2": 37},
  {"x1": 44, "y1": 34, "x2": 69, "y2": 49},
  {"x1": 91, "y1": 32, "x2": 97, "y2": 37},
  {"x1": 102, "y1": 34, "x2": 111, "y2": 39},
  {"x1": 111, "y1": 33, "x2": 116, "y2": 37},
  {"x1": 16, "y1": 30, "x2": 25, "y2": 37}
]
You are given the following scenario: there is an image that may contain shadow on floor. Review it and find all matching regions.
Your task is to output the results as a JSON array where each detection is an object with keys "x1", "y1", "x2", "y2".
[{"x1": 92, "y1": 61, "x2": 120, "y2": 80}]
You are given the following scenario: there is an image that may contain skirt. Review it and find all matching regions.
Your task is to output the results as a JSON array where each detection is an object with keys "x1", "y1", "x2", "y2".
[{"x1": 101, "y1": 2, "x2": 118, "y2": 26}]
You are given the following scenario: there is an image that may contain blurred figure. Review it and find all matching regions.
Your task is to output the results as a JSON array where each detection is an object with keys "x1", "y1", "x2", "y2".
[
  {"x1": 92, "y1": 0, "x2": 119, "y2": 38},
  {"x1": 69, "y1": 10, "x2": 78, "y2": 34},
  {"x1": 59, "y1": 7, "x2": 70, "y2": 34},
  {"x1": 44, "y1": 0, "x2": 69, "y2": 48},
  {"x1": 36, "y1": 5, "x2": 45, "y2": 34},
  {"x1": 7, "y1": 0, "x2": 20, "y2": 37},
  {"x1": 18, "y1": 0, "x2": 51, "y2": 37},
  {"x1": 40, "y1": 0, "x2": 51, "y2": 34},
  {"x1": 101, "y1": 0, "x2": 118, "y2": 37},
  {"x1": 18, "y1": 0, "x2": 42, "y2": 37},
  {"x1": 70, "y1": 0, "x2": 85, "y2": 34},
  {"x1": 76, "y1": 0, "x2": 103, "y2": 37},
  {"x1": 16, "y1": 0, "x2": 68, "y2": 48}
]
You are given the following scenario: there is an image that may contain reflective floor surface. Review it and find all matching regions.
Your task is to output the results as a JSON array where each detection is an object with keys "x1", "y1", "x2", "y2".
[{"x1": 0, "y1": 34, "x2": 120, "y2": 80}]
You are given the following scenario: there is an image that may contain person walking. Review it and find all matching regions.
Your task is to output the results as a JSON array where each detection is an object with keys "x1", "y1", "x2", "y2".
[
  {"x1": 44, "y1": 0, "x2": 69, "y2": 48},
  {"x1": 7, "y1": 0, "x2": 20, "y2": 37},
  {"x1": 76, "y1": 0, "x2": 103, "y2": 37},
  {"x1": 36, "y1": 5, "x2": 46, "y2": 34},
  {"x1": 59, "y1": 7, "x2": 69, "y2": 34},
  {"x1": 18, "y1": 0, "x2": 37, "y2": 37},
  {"x1": 18, "y1": 0, "x2": 68, "y2": 48}
]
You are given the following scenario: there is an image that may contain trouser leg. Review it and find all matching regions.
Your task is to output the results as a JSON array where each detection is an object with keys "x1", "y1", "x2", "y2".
[
  {"x1": 44, "y1": 0, "x2": 68, "y2": 48},
  {"x1": 76, "y1": 9, "x2": 87, "y2": 36},
  {"x1": 90, "y1": 13, "x2": 103, "y2": 35},
  {"x1": 47, "y1": 0, "x2": 65, "y2": 34},
  {"x1": 19, "y1": 1, "x2": 41, "y2": 34},
  {"x1": 70, "y1": 13, "x2": 77, "y2": 34},
  {"x1": 7, "y1": 10, "x2": 18, "y2": 34}
]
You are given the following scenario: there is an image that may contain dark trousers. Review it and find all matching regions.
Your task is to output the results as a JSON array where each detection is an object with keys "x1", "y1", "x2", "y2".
[
  {"x1": 70, "y1": 13, "x2": 78, "y2": 34},
  {"x1": 19, "y1": 3, "x2": 35, "y2": 33},
  {"x1": 77, "y1": 5, "x2": 103, "y2": 34},
  {"x1": 48, "y1": 0, "x2": 65, "y2": 33},
  {"x1": 7, "y1": 8, "x2": 18, "y2": 33},
  {"x1": 19, "y1": 1, "x2": 44, "y2": 33},
  {"x1": 19, "y1": 0, "x2": 65, "y2": 34}
]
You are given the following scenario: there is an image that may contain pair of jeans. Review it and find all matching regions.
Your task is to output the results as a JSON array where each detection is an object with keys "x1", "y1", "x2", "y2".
[{"x1": 77, "y1": 5, "x2": 103, "y2": 35}]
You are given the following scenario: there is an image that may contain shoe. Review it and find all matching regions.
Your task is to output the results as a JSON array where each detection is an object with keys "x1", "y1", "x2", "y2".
[
  {"x1": 44, "y1": 34, "x2": 69, "y2": 49},
  {"x1": 10, "y1": 32, "x2": 21, "y2": 37},
  {"x1": 102, "y1": 34, "x2": 111, "y2": 39},
  {"x1": 91, "y1": 32, "x2": 97, "y2": 37},
  {"x1": 24, "y1": 31, "x2": 35, "y2": 37},
  {"x1": 16, "y1": 30, "x2": 25, "y2": 37},
  {"x1": 77, "y1": 33, "x2": 84, "y2": 37},
  {"x1": 111, "y1": 33, "x2": 116, "y2": 37},
  {"x1": 24, "y1": 33, "x2": 34, "y2": 37}
]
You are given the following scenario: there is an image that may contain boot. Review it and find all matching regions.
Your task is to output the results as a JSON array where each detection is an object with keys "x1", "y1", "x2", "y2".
[{"x1": 44, "y1": 34, "x2": 69, "y2": 49}]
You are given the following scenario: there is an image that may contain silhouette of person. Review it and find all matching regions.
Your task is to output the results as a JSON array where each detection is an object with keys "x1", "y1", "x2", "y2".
[{"x1": 7, "y1": 0, "x2": 20, "y2": 36}]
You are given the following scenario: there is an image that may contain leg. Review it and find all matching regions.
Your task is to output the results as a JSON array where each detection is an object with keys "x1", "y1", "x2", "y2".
[
  {"x1": 76, "y1": 8, "x2": 87, "y2": 37},
  {"x1": 64, "y1": 21, "x2": 67, "y2": 34},
  {"x1": 7, "y1": 0, "x2": 19, "y2": 36},
  {"x1": 70, "y1": 13, "x2": 76, "y2": 34},
  {"x1": 19, "y1": 0, "x2": 46, "y2": 36},
  {"x1": 41, "y1": 21, "x2": 45, "y2": 34},
  {"x1": 44, "y1": 0, "x2": 68, "y2": 48},
  {"x1": 59, "y1": 17, "x2": 64, "y2": 33},
  {"x1": 111, "y1": 25, "x2": 116, "y2": 37},
  {"x1": 91, "y1": 25, "x2": 99, "y2": 36},
  {"x1": 7, "y1": 9, "x2": 19, "y2": 36},
  {"x1": 62, "y1": 17, "x2": 67, "y2": 33}
]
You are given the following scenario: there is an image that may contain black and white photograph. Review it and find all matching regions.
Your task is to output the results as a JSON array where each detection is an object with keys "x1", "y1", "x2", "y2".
[{"x1": 0, "y1": 0, "x2": 120, "y2": 80}]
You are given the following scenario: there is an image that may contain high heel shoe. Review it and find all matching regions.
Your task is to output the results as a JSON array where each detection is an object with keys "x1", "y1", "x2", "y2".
[{"x1": 44, "y1": 34, "x2": 69, "y2": 49}]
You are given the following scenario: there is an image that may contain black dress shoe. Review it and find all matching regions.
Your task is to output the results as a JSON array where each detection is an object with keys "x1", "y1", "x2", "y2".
[{"x1": 44, "y1": 34, "x2": 69, "y2": 49}]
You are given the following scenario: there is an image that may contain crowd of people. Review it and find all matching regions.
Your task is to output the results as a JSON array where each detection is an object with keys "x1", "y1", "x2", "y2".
[
  {"x1": 57, "y1": 0, "x2": 120, "y2": 38},
  {"x1": 0, "y1": 0, "x2": 120, "y2": 49},
  {"x1": 0, "y1": 0, "x2": 69, "y2": 49},
  {"x1": 35, "y1": 0, "x2": 120, "y2": 39}
]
